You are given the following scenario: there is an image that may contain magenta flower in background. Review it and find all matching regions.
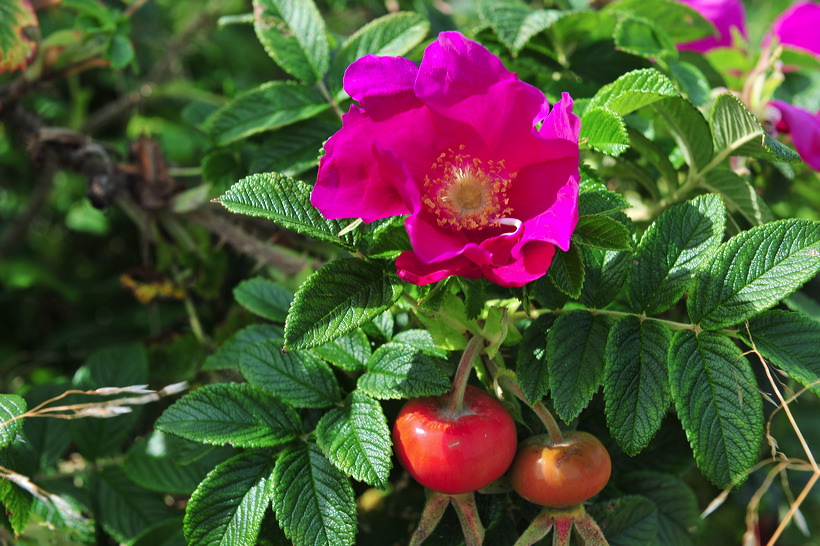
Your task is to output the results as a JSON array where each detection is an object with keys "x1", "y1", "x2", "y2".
[
  {"x1": 312, "y1": 32, "x2": 580, "y2": 287},
  {"x1": 675, "y1": 0, "x2": 747, "y2": 52},
  {"x1": 769, "y1": 101, "x2": 820, "y2": 171},
  {"x1": 771, "y1": 1, "x2": 820, "y2": 58}
]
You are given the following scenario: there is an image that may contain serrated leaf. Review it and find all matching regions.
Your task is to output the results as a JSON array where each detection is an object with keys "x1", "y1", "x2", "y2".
[
  {"x1": 0, "y1": 394, "x2": 26, "y2": 448},
  {"x1": 184, "y1": 451, "x2": 274, "y2": 546},
  {"x1": 669, "y1": 60, "x2": 710, "y2": 106},
  {"x1": 0, "y1": 0, "x2": 38, "y2": 74},
  {"x1": 70, "y1": 343, "x2": 148, "y2": 460},
  {"x1": 589, "y1": 495, "x2": 659, "y2": 545},
  {"x1": 516, "y1": 314, "x2": 554, "y2": 404},
  {"x1": 233, "y1": 277, "x2": 293, "y2": 322},
  {"x1": 273, "y1": 443, "x2": 357, "y2": 546},
  {"x1": 205, "y1": 82, "x2": 328, "y2": 146},
  {"x1": 416, "y1": 292, "x2": 470, "y2": 350},
  {"x1": 710, "y1": 93, "x2": 801, "y2": 164},
  {"x1": 743, "y1": 310, "x2": 820, "y2": 396},
  {"x1": 687, "y1": 219, "x2": 820, "y2": 330},
  {"x1": 604, "y1": 317, "x2": 672, "y2": 456},
  {"x1": 392, "y1": 329, "x2": 447, "y2": 357},
  {"x1": 546, "y1": 310, "x2": 612, "y2": 423},
  {"x1": 626, "y1": 127, "x2": 679, "y2": 187},
  {"x1": 578, "y1": 188, "x2": 631, "y2": 217},
  {"x1": 316, "y1": 391, "x2": 392, "y2": 489},
  {"x1": 312, "y1": 329, "x2": 371, "y2": 372},
  {"x1": 614, "y1": 15, "x2": 678, "y2": 61},
  {"x1": 588, "y1": 68, "x2": 678, "y2": 116},
  {"x1": 285, "y1": 259, "x2": 403, "y2": 350},
  {"x1": 22, "y1": 383, "x2": 72, "y2": 469},
  {"x1": 218, "y1": 172, "x2": 357, "y2": 251},
  {"x1": 548, "y1": 244, "x2": 585, "y2": 299},
  {"x1": 668, "y1": 330, "x2": 763, "y2": 488},
  {"x1": 93, "y1": 466, "x2": 175, "y2": 544},
  {"x1": 703, "y1": 169, "x2": 773, "y2": 226},
  {"x1": 249, "y1": 118, "x2": 338, "y2": 177},
  {"x1": 329, "y1": 12, "x2": 429, "y2": 98},
  {"x1": 580, "y1": 245, "x2": 631, "y2": 309},
  {"x1": 240, "y1": 338, "x2": 341, "y2": 408},
  {"x1": 358, "y1": 342, "x2": 451, "y2": 400},
  {"x1": 202, "y1": 324, "x2": 284, "y2": 371},
  {"x1": 156, "y1": 383, "x2": 301, "y2": 448},
  {"x1": 0, "y1": 470, "x2": 30, "y2": 536},
  {"x1": 605, "y1": 0, "x2": 713, "y2": 42},
  {"x1": 628, "y1": 193, "x2": 725, "y2": 315},
  {"x1": 478, "y1": 2, "x2": 563, "y2": 54},
  {"x1": 619, "y1": 471, "x2": 700, "y2": 545},
  {"x1": 253, "y1": 0, "x2": 329, "y2": 83},
  {"x1": 573, "y1": 214, "x2": 633, "y2": 251},
  {"x1": 580, "y1": 107, "x2": 630, "y2": 156},
  {"x1": 654, "y1": 97, "x2": 713, "y2": 172}
]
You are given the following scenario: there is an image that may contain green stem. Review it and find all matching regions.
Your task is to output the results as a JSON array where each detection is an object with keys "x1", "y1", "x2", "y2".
[
  {"x1": 316, "y1": 80, "x2": 344, "y2": 120},
  {"x1": 409, "y1": 490, "x2": 450, "y2": 546},
  {"x1": 446, "y1": 336, "x2": 484, "y2": 415},
  {"x1": 572, "y1": 509, "x2": 609, "y2": 546},
  {"x1": 450, "y1": 493, "x2": 485, "y2": 546},
  {"x1": 513, "y1": 508, "x2": 555, "y2": 546}
]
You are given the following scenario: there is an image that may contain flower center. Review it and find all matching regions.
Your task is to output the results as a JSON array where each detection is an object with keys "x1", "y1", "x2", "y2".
[{"x1": 423, "y1": 145, "x2": 515, "y2": 230}]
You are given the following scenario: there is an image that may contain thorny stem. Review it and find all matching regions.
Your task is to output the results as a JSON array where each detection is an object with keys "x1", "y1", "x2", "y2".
[
  {"x1": 450, "y1": 493, "x2": 486, "y2": 546},
  {"x1": 446, "y1": 336, "x2": 484, "y2": 415}
]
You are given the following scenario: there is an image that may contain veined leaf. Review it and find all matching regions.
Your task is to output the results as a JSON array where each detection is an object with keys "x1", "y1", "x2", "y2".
[
  {"x1": 604, "y1": 317, "x2": 672, "y2": 456},
  {"x1": 358, "y1": 342, "x2": 450, "y2": 400},
  {"x1": 588, "y1": 495, "x2": 659, "y2": 544},
  {"x1": 249, "y1": 118, "x2": 338, "y2": 177},
  {"x1": 184, "y1": 451, "x2": 275, "y2": 546},
  {"x1": 0, "y1": 394, "x2": 26, "y2": 448},
  {"x1": 578, "y1": 187, "x2": 631, "y2": 217},
  {"x1": 654, "y1": 97, "x2": 713, "y2": 172},
  {"x1": 669, "y1": 60, "x2": 710, "y2": 106},
  {"x1": 614, "y1": 15, "x2": 678, "y2": 61},
  {"x1": 478, "y1": 1, "x2": 563, "y2": 54},
  {"x1": 391, "y1": 329, "x2": 447, "y2": 358},
  {"x1": 218, "y1": 172, "x2": 357, "y2": 251},
  {"x1": 668, "y1": 331, "x2": 763, "y2": 488},
  {"x1": 547, "y1": 310, "x2": 613, "y2": 423},
  {"x1": 273, "y1": 443, "x2": 357, "y2": 546},
  {"x1": 516, "y1": 314, "x2": 554, "y2": 405},
  {"x1": 285, "y1": 259, "x2": 403, "y2": 350},
  {"x1": 202, "y1": 324, "x2": 284, "y2": 371},
  {"x1": 687, "y1": 219, "x2": 820, "y2": 330},
  {"x1": 626, "y1": 127, "x2": 679, "y2": 188},
  {"x1": 204, "y1": 82, "x2": 329, "y2": 146},
  {"x1": 311, "y1": 329, "x2": 371, "y2": 372},
  {"x1": 155, "y1": 383, "x2": 301, "y2": 448},
  {"x1": 580, "y1": 107, "x2": 630, "y2": 156},
  {"x1": 580, "y1": 245, "x2": 632, "y2": 309},
  {"x1": 605, "y1": 0, "x2": 714, "y2": 42},
  {"x1": 548, "y1": 244, "x2": 585, "y2": 299},
  {"x1": 703, "y1": 169, "x2": 773, "y2": 226},
  {"x1": 253, "y1": 0, "x2": 330, "y2": 83},
  {"x1": 628, "y1": 193, "x2": 725, "y2": 315},
  {"x1": 620, "y1": 471, "x2": 701, "y2": 545},
  {"x1": 233, "y1": 277, "x2": 293, "y2": 323},
  {"x1": 572, "y1": 213, "x2": 633, "y2": 251},
  {"x1": 316, "y1": 390, "x2": 392, "y2": 489},
  {"x1": 240, "y1": 338, "x2": 342, "y2": 408},
  {"x1": 588, "y1": 68, "x2": 678, "y2": 116},
  {"x1": 743, "y1": 310, "x2": 820, "y2": 396},
  {"x1": 329, "y1": 12, "x2": 429, "y2": 98}
]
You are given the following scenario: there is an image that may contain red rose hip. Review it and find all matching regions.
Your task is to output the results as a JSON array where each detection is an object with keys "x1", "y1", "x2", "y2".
[{"x1": 392, "y1": 385, "x2": 517, "y2": 495}]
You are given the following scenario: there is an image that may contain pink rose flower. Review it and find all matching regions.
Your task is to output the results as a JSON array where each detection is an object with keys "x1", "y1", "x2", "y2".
[
  {"x1": 675, "y1": 0, "x2": 747, "y2": 52},
  {"x1": 768, "y1": 100, "x2": 820, "y2": 171},
  {"x1": 311, "y1": 32, "x2": 580, "y2": 287},
  {"x1": 771, "y1": 1, "x2": 820, "y2": 58}
]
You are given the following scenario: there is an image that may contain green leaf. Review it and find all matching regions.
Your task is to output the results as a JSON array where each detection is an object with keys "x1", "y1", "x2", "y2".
[
  {"x1": 273, "y1": 443, "x2": 357, "y2": 546},
  {"x1": 546, "y1": 310, "x2": 612, "y2": 423},
  {"x1": 205, "y1": 82, "x2": 329, "y2": 146},
  {"x1": 0, "y1": 458, "x2": 31, "y2": 536},
  {"x1": 0, "y1": 394, "x2": 26, "y2": 448},
  {"x1": 358, "y1": 342, "x2": 451, "y2": 400},
  {"x1": 626, "y1": 127, "x2": 679, "y2": 188},
  {"x1": 0, "y1": 0, "x2": 38, "y2": 73},
  {"x1": 107, "y1": 33, "x2": 134, "y2": 69},
  {"x1": 184, "y1": 451, "x2": 274, "y2": 546},
  {"x1": 478, "y1": 2, "x2": 563, "y2": 55},
  {"x1": 240, "y1": 338, "x2": 341, "y2": 408},
  {"x1": 316, "y1": 391, "x2": 392, "y2": 489},
  {"x1": 605, "y1": 0, "x2": 714, "y2": 43},
  {"x1": 329, "y1": 12, "x2": 429, "y2": 98},
  {"x1": 218, "y1": 172, "x2": 357, "y2": 251},
  {"x1": 668, "y1": 60, "x2": 710, "y2": 106},
  {"x1": 613, "y1": 15, "x2": 678, "y2": 61},
  {"x1": 710, "y1": 93, "x2": 801, "y2": 164},
  {"x1": 604, "y1": 317, "x2": 672, "y2": 456},
  {"x1": 284, "y1": 259, "x2": 403, "y2": 350},
  {"x1": 249, "y1": 119, "x2": 337, "y2": 177},
  {"x1": 743, "y1": 310, "x2": 820, "y2": 396},
  {"x1": 516, "y1": 314, "x2": 554, "y2": 405},
  {"x1": 573, "y1": 214, "x2": 633, "y2": 251},
  {"x1": 548, "y1": 244, "x2": 585, "y2": 299},
  {"x1": 253, "y1": 0, "x2": 329, "y2": 83},
  {"x1": 687, "y1": 219, "x2": 820, "y2": 330},
  {"x1": 589, "y1": 495, "x2": 659, "y2": 545},
  {"x1": 578, "y1": 187, "x2": 631, "y2": 217},
  {"x1": 619, "y1": 471, "x2": 700, "y2": 545},
  {"x1": 580, "y1": 107, "x2": 630, "y2": 156},
  {"x1": 653, "y1": 97, "x2": 713, "y2": 172},
  {"x1": 202, "y1": 324, "x2": 284, "y2": 371},
  {"x1": 588, "y1": 68, "x2": 678, "y2": 116},
  {"x1": 580, "y1": 246, "x2": 631, "y2": 309},
  {"x1": 233, "y1": 277, "x2": 293, "y2": 323},
  {"x1": 416, "y1": 292, "x2": 471, "y2": 350},
  {"x1": 93, "y1": 466, "x2": 175, "y2": 544},
  {"x1": 156, "y1": 383, "x2": 301, "y2": 448},
  {"x1": 311, "y1": 329, "x2": 371, "y2": 372},
  {"x1": 703, "y1": 169, "x2": 773, "y2": 226},
  {"x1": 70, "y1": 343, "x2": 148, "y2": 460},
  {"x1": 392, "y1": 329, "x2": 447, "y2": 358},
  {"x1": 22, "y1": 383, "x2": 72, "y2": 469},
  {"x1": 668, "y1": 330, "x2": 763, "y2": 488},
  {"x1": 628, "y1": 193, "x2": 726, "y2": 315}
]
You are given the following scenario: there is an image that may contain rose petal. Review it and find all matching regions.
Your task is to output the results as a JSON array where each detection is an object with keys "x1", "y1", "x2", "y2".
[
  {"x1": 772, "y1": 1, "x2": 820, "y2": 58},
  {"x1": 344, "y1": 55, "x2": 422, "y2": 118},
  {"x1": 769, "y1": 100, "x2": 820, "y2": 171},
  {"x1": 396, "y1": 251, "x2": 482, "y2": 285},
  {"x1": 675, "y1": 0, "x2": 747, "y2": 53},
  {"x1": 482, "y1": 241, "x2": 556, "y2": 288}
]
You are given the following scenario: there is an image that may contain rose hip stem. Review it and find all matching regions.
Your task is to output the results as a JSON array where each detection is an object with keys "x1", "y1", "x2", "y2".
[{"x1": 445, "y1": 335, "x2": 484, "y2": 415}]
